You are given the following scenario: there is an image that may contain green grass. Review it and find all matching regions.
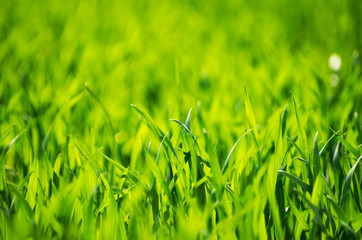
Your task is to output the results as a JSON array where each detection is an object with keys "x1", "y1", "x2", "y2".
[{"x1": 1, "y1": 0, "x2": 362, "y2": 239}]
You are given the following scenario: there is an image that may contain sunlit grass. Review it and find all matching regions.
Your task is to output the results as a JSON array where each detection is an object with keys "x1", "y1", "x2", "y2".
[{"x1": 1, "y1": 0, "x2": 361, "y2": 239}]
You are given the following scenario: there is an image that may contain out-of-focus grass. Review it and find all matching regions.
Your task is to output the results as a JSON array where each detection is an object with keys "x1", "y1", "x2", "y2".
[{"x1": 0, "y1": 0, "x2": 361, "y2": 239}]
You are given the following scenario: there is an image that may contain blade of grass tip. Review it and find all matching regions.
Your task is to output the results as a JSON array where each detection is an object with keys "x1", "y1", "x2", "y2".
[
  {"x1": 319, "y1": 133, "x2": 337, "y2": 156},
  {"x1": 148, "y1": 141, "x2": 152, "y2": 153},
  {"x1": 282, "y1": 104, "x2": 288, "y2": 137},
  {"x1": 330, "y1": 128, "x2": 360, "y2": 158},
  {"x1": 97, "y1": 147, "x2": 126, "y2": 171},
  {"x1": 169, "y1": 119, "x2": 195, "y2": 140},
  {"x1": 313, "y1": 132, "x2": 321, "y2": 175},
  {"x1": 131, "y1": 104, "x2": 162, "y2": 138},
  {"x1": 244, "y1": 85, "x2": 259, "y2": 147},
  {"x1": 221, "y1": 129, "x2": 252, "y2": 174},
  {"x1": 97, "y1": 148, "x2": 147, "y2": 189},
  {"x1": 332, "y1": 142, "x2": 340, "y2": 170},
  {"x1": 292, "y1": 94, "x2": 308, "y2": 157},
  {"x1": 321, "y1": 175, "x2": 335, "y2": 202},
  {"x1": 73, "y1": 142, "x2": 107, "y2": 188},
  {"x1": 131, "y1": 104, "x2": 180, "y2": 162},
  {"x1": 185, "y1": 108, "x2": 192, "y2": 130},
  {"x1": 342, "y1": 155, "x2": 362, "y2": 197},
  {"x1": 294, "y1": 157, "x2": 308, "y2": 165},
  {"x1": 280, "y1": 137, "x2": 295, "y2": 168},
  {"x1": 287, "y1": 136, "x2": 307, "y2": 160},
  {"x1": 171, "y1": 110, "x2": 202, "y2": 155},
  {"x1": 278, "y1": 170, "x2": 312, "y2": 194},
  {"x1": 156, "y1": 133, "x2": 168, "y2": 164}
]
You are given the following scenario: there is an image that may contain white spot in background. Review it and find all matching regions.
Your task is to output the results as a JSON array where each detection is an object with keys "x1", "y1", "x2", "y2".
[
  {"x1": 328, "y1": 54, "x2": 341, "y2": 71},
  {"x1": 330, "y1": 73, "x2": 339, "y2": 87}
]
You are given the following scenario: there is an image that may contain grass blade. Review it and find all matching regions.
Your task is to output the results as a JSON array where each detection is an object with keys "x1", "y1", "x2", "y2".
[
  {"x1": 312, "y1": 132, "x2": 321, "y2": 175},
  {"x1": 292, "y1": 95, "x2": 308, "y2": 158},
  {"x1": 288, "y1": 136, "x2": 306, "y2": 160},
  {"x1": 244, "y1": 86, "x2": 259, "y2": 147},
  {"x1": 131, "y1": 104, "x2": 180, "y2": 161},
  {"x1": 330, "y1": 128, "x2": 360, "y2": 158},
  {"x1": 221, "y1": 129, "x2": 252, "y2": 174},
  {"x1": 278, "y1": 170, "x2": 312, "y2": 194},
  {"x1": 342, "y1": 155, "x2": 362, "y2": 197}
]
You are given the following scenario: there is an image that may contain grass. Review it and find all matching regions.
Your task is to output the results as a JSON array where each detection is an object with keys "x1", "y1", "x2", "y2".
[{"x1": 0, "y1": 0, "x2": 362, "y2": 239}]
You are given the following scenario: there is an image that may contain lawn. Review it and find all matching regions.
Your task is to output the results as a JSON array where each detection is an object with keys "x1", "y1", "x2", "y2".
[{"x1": 0, "y1": 0, "x2": 361, "y2": 239}]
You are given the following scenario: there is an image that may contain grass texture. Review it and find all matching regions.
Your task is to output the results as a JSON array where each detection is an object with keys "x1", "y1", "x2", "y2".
[{"x1": 0, "y1": 0, "x2": 362, "y2": 239}]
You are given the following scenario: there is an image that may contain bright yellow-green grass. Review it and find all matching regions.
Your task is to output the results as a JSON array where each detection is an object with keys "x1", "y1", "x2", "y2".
[{"x1": 0, "y1": 0, "x2": 361, "y2": 239}]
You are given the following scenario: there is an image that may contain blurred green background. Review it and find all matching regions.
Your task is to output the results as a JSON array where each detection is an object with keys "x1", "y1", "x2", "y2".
[{"x1": 1, "y1": 0, "x2": 361, "y2": 131}]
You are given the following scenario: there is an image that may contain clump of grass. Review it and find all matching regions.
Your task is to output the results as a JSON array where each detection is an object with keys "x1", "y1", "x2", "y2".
[{"x1": 1, "y1": 86, "x2": 361, "y2": 239}]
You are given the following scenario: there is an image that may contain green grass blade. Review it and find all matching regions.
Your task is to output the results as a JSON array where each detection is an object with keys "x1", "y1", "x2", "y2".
[
  {"x1": 351, "y1": 214, "x2": 362, "y2": 232},
  {"x1": 342, "y1": 155, "x2": 362, "y2": 197},
  {"x1": 8, "y1": 184, "x2": 38, "y2": 235},
  {"x1": 330, "y1": 128, "x2": 360, "y2": 158},
  {"x1": 288, "y1": 136, "x2": 306, "y2": 160},
  {"x1": 221, "y1": 129, "x2": 252, "y2": 174},
  {"x1": 0, "y1": 128, "x2": 13, "y2": 145},
  {"x1": 244, "y1": 86, "x2": 259, "y2": 147},
  {"x1": 185, "y1": 108, "x2": 192, "y2": 130},
  {"x1": 282, "y1": 104, "x2": 288, "y2": 137},
  {"x1": 131, "y1": 104, "x2": 180, "y2": 162},
  {"x1": 312, "y1": 132, "x2": 321, "y2": 175},
  {"x1": 286, "y1": 194, "x2": 309, "y2": 230},
  {"x1": 142, "y1": 143, "x2": 171, "y2": 203},
  {"x1": 319, "y1": 133, "x2": 336, "y2": 156},
  {"x1": 292, "y1": 95, "x2": 308, "y2": 158},
  {"x1": 170, "y1": 119, "x2": 195, "y2": 139},
  {"x1": 278, "y1": 170, "x2": 312, "y2": 194}
]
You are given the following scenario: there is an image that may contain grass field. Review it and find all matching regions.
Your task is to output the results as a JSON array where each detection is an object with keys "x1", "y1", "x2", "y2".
[{"x1": 1, "y1": 0, "x2": 362, "y2": 239}]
